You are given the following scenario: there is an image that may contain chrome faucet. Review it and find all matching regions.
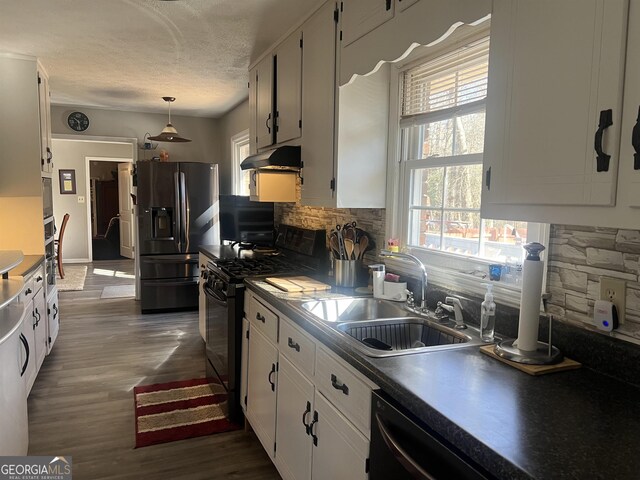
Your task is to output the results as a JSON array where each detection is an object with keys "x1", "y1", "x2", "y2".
[
  {"x1": 379, "y1": 250, "x2": 428, "y2": 312},
  {"x1": 436, "y1": 297, "x2": 466, "y2": 330}
]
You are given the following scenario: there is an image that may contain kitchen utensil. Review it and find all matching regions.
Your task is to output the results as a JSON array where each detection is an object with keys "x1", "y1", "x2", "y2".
[
  {"x1": 358, "y1": 235, "x2": 369, "y2": 259},
  {"x1": 353, "y1": 243, "x2": 361, "y2": 260},
  {"x1": 344, "y1": 227, "x2": 356, "y2": 242},
  {"x1": 344, "y1": 238, "x2": 355, "y2": 259},
  {"x1": 335, "y1": 224, "x2": 346, "y2": 259},
  {"x1": 329, "y1": 235, "x2": 341, "y2": 259}
]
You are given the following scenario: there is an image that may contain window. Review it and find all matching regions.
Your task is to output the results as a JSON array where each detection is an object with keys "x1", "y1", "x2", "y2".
[
  {"x1": 231, "y1": 130, "x2": 251, "y2": 196},
  {"x1": 398, "y1": 37, "x2": 531, "y2": 265}
]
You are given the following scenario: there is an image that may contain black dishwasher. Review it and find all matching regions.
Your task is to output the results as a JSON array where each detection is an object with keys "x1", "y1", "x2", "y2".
[{"x1": 370, "y1": 391, "x2": 491, "y2": 480}]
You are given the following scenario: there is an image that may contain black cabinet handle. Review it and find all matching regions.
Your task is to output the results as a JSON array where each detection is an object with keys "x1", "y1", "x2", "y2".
[
  {"x1": 19, "y1": 333, "x2": 29, "y2": 377},
  {"x1": 485, "y1": 167, "x2": 491, "y2": 190},
  {"x1": 302, "y1": 401, "x2": 312, "y2": 434},
  {"x1": 385, "y1": 0, "x2": 392, "y2": 10},
  {"x1": 309, "y1": 411, "x2": 319, "y2": 446},
  {"x1": 595, "y1": 109, "x2": 613, "y2": 172},
  {"x1": 632, "y1": 106, "x2": 640, "y2": 170},
  {"x1": 36, "y1": 276, "x2": 43, "y2": 282},
  {"x1": 256, "y1": 312, "x2": 266, "y2": 323},
  {"x1": 266, "y1": 113, "x2": 272, "y2": 134},
  {"x1": 25, "y1": 288, "x2": 32, "y2": 295},
  {"x1": 268, "y1": 363, "x2": 276, "y2": 392},
  {"x1": 46, "y1": 147, "x2": 53, "y2": 162},
  {"x1": 287, "y1": 337, "x2": 300, "y2": 352},
  {"x1": 32, "y1": 311, "x2": 38, "y2": 329},
  {"x1": 330, "y1": 374, "x2": 349, "y2": 395},
  {"x1": 53, "y1": 304, "x2": 59, "y2": 319}
]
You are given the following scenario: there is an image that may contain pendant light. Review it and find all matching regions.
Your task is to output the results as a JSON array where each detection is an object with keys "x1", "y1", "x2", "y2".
[{"x1": 148, "y1": 96, "x2": 191, "y2": 143}]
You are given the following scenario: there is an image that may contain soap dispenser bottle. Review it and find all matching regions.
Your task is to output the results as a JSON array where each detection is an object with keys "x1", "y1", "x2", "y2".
[
  {"x1": 480, "y1": 283, "x2": 496, "y2": 342},
  {"x1": 369, "y1": 264, "x2": 385, "y2": 299}
]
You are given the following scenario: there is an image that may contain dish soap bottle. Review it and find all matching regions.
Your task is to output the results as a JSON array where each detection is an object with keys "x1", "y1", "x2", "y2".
[{"x1": 480, "y1": 283, "x2": 496, "y2": 342}]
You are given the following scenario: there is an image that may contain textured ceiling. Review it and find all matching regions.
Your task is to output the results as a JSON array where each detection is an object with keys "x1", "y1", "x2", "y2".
[{"x1": 0, "y1": 0, "x2": 319, "y2": 117}]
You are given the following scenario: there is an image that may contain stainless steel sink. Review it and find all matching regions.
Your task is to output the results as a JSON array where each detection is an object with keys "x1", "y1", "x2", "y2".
[
  {"x1": 292, "y1": 297, "x2": 483, "y2": 357},
  {"x1": 298, "y1": 298, "x2": 407, "y2": 323}
]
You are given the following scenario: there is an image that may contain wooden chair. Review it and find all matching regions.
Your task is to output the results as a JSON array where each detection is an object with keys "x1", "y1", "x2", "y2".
[{"x1": 55, "y1": 213, "x2": 70, "y2": 279}]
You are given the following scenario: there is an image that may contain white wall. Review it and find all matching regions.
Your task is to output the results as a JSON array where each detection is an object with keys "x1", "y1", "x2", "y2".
[
  {"x1": 52, "y1": 139, "x2": 133, "y2": 261},
  {"x1": 216, "y1": 100, "x2": 249, "y2": 194},
  {"x1": 51, "y1": 105, "x2": 220, "y2": 164}
]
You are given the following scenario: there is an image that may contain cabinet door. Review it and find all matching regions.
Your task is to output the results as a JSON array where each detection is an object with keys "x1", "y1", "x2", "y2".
[
  {"x1": 20, "y1": 304, "x2": 36, "y2": 396},
  {"x1": 46, "y1": 288, "x2": 59, "y2": 354},
  {"x1": 311, "y1": 392, "x2": 369, "y2": 480},
  {"x1": 246, "y1": 327, "x2": 278, "y2": 458},
  {"x1": 341, "y1": 0, "x2": 395, "y2": 47},
  {"x1": 0, "y1": 325, "x2": 28, "y2": 455},
  {"x1": 256, "y1": 55, "x2": 275, "y2": 150},
  {"x1": 240, "y1": 317, "x2": 249, "y2": 413},
  {"x1": 37, "y1": 71, "x2": 52, "y2": 173},
  {"x1": 618, "y1": 0, "x2": 640, "y2": 207},
  {"x1": 274, "y1": 356, "x2": 314, "y2": 480},
  {"x1": 396, "y1": 0, "x2": 418, "y2": 12},
  {"x1": 249, "y1": 66, "x2": 258, "y2": 155},
  {"x1": 275, "y1": 31, "x2": 303, "y2": 144},
  {"x1": 33, "y1": 289, "x2": 47, "y2": 373},
  {"x1": 301, "y1": 1, "x2": 338, "y2": 207},
  {"x1": 482, "y1": 0, "x2": 628, "y2": 214}
]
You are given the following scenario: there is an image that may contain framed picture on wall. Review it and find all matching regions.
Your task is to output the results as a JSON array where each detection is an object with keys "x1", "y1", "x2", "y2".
[{"x1": 59, "y1": 169, "x2": 77, "y2": 194}]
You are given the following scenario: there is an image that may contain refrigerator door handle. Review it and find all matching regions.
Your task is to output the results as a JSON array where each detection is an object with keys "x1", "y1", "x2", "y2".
[
  {"x1": 174, "y1": 171, "x2": 182, "y2": 252},
  {"x1": 180, "y1": 172, "x2": 189, "y2": 252}
]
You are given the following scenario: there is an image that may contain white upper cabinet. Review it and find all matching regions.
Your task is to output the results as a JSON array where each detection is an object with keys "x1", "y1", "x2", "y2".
[
  {"x1": 480, "y1": 0, "x2": 640, "y2": 229},
  {"x1": 341, "y1": 0, "x2": 395, "y2": 47},
  {"x1": 617, "y1": 0, "x2": 640, "y2": 208},
  {"x1": 255, "y1": 55, "x2": 275, "y2": 150},
  {"x1": 37, "y1": 67, "x2": 53, "y2": 174},
  {"x1": 249, "y1": 30, "x2": 303, "y2": 152},
  {"x1": 483, "y1": 0, "x2": 628, "y2": 211},
  {"x1": 275, "y1": 31, "x2": 303, "y2": 144},
  {"x1": 301, "y1": 1, "x2": 389, "y2": 208}
]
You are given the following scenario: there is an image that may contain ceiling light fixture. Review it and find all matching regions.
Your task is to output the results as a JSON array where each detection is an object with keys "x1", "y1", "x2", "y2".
[{"x1": 148, "y1": 96, "x2": 191, "y2": 143}]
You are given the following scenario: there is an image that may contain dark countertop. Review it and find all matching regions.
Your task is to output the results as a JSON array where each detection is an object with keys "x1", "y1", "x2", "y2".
[{"x1": 245, "y1": 277, "x2": 640, "y2": 480}]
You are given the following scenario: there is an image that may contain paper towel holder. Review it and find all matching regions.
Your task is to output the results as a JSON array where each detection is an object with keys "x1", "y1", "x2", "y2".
[{"x1": 494, "y1": 294, "x2": 563, "y2": 365}]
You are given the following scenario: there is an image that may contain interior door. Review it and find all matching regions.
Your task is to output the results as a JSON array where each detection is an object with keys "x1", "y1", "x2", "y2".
[{"x1": 118, "y1": 163, "x2": 134, "y2": 259}]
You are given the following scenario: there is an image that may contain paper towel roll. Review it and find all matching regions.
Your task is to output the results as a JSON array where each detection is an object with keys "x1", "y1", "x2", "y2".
[{"x1": 516, "y1": 258, "x2": 544, "y2": 351}]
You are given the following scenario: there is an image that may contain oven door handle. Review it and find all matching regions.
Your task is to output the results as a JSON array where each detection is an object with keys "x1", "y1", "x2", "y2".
[
  {"x1": 375, "y1": 413, "x2": 436, "y2": 480},
  {"x1": 204, "y1": 284, "x2": 228, "y2": 306}
]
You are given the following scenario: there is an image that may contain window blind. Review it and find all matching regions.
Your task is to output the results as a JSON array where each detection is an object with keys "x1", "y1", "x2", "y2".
[{"x1": 401, "y1": 37, "x2": 490, "y2": 127}]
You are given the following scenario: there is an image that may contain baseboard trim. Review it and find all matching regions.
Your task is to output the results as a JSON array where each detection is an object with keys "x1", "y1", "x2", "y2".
[{"x1": 64, "y1": 258, "x2": 91, "y2": 264}]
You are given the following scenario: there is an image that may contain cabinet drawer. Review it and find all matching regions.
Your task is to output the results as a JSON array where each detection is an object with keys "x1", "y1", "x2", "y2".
[
  {"x1": 279, "y1": 317, "x2": 315, "y2": 378},
  {"x1": 19, "y1": 278, "x2": 36, "y2": 305},
  {"x1": 249, "y1": 296, "x2": 278, "y2": 344},
  {"x1": 315, "y1": 346, "x2": 375, "y2": 438},
  {"x1": 32, "y1": 265, "x2": 45, "y2": 295}
]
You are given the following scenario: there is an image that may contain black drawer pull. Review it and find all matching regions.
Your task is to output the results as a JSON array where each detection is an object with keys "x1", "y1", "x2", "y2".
[
  {"x1": 595, "y1": 109, "x2": 613, "y2": 172},
  {"x1": 25, "y1": 288, "x2": 32, "y2": 295},
  {"x1": 36, "y1": 276, "x2": 43, "y2": 282},
  {"x1": 287, "y1": 337, "x2": 300, "y2": 352},
  {"x1": 302, "y1": 401, "x2": 312, "y2": 434},
  {"x1": 256, "y1": 312, "x2": 266, "y2": 323},
  {"x1": 632, "y1": 106, "x2": 640, "y2": 170},
  {"x1": 268, "y1": 363, "x2": 276, "y2": 392},
  {"x1": 330, "y1": 374, "x2": 349, "y2": 395},
  {"x1": 309, "y1": 411, "x2": 319, "y2": 446}
]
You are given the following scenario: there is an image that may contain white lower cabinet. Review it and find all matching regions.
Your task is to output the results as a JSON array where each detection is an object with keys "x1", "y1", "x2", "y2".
[
  {"x1": 311, "y1": 392, "x2": 369, "y2": 480},
  {"x1": 20, "y1": 306, "x2": 36, "y2": 396},
  {"x1": 32, "y1": 288, "x2": 47, "y2": 373},
  {"x1": 275, "y1": 356, "x2": 314, "y2": 480},
  {"x1": 46, "y1": 286, "x2": 59, "y2": 354},
  {"x1": 244, "y1": 292, "x2": 377, "y2": 479},
  {"x1": 246, "y1": 326, "x2": 279, "y2": 457},
  {"x1": 240, "y1": 317, "x2": 250, "y2": 413}
]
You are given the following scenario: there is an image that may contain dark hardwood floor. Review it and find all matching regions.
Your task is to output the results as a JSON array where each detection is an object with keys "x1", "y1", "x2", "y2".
[{"x1": 28, "y1": 259, "x2": 280, "y2": 480}]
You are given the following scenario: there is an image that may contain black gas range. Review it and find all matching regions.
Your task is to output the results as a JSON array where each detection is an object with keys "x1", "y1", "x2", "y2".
[{"x1": 203, "y1": 225, "x2": 327, "y2": 423}]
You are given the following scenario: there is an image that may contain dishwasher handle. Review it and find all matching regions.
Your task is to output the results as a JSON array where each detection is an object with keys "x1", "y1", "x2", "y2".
[{"x1": 375, "y1": 413, "x2": 436, "y2": 480}]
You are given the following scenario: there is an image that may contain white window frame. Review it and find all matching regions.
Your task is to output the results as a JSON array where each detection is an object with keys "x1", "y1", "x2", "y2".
[
  {"x1": 384, "y1": 29, "x2": 549, "y2": 307},
  {"x1": 231, "y1": 129, "x2": 250, "y2": 196}
]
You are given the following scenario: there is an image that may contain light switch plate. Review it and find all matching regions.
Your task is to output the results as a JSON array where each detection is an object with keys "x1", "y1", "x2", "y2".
[{"x1": 78, "y1": 196, "x2": 85, "y2": 203}]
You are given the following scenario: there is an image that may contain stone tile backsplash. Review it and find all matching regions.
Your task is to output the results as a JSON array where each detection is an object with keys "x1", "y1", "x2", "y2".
[
  {"x1": 275, "y1": 198, "x2": 640, "y2": 345},
  {"x1": 547, "y1": 225, "x2": 640, "y2": 342}
]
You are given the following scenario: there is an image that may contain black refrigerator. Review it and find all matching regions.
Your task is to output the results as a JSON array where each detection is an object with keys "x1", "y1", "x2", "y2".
[{"x1": 137, "y1": 161, "x2": 219, "y2": 313}]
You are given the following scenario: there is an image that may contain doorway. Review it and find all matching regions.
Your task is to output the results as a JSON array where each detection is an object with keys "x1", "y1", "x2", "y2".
[{"x1": 87, "y1": 157, "x2": 135, "y2": 261}]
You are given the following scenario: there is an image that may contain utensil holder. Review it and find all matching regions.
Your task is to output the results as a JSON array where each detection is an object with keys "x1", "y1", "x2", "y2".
[{"x1": 335, "y1": 260, "x2": 360, "y2": 287}]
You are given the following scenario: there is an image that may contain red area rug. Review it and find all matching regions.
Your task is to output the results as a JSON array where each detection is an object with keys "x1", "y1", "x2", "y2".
[{"x1": 134, "y1": 377, "x2": 240, "y2": 448}]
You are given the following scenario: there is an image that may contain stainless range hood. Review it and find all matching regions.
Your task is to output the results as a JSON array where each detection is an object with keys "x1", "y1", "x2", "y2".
[{"x1": 240, "y1": 145, "x2": 301, "y2": 171}]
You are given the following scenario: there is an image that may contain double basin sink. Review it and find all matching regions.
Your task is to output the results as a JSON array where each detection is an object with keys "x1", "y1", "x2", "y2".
[{"x1": 289, "y1": 297, "x2": 483, "y2": 358}]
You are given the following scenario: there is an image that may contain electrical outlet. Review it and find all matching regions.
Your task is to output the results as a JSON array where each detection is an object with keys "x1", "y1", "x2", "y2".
[{"x1": 600, "y1": 278, "x2": 626, "y2": 325}]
